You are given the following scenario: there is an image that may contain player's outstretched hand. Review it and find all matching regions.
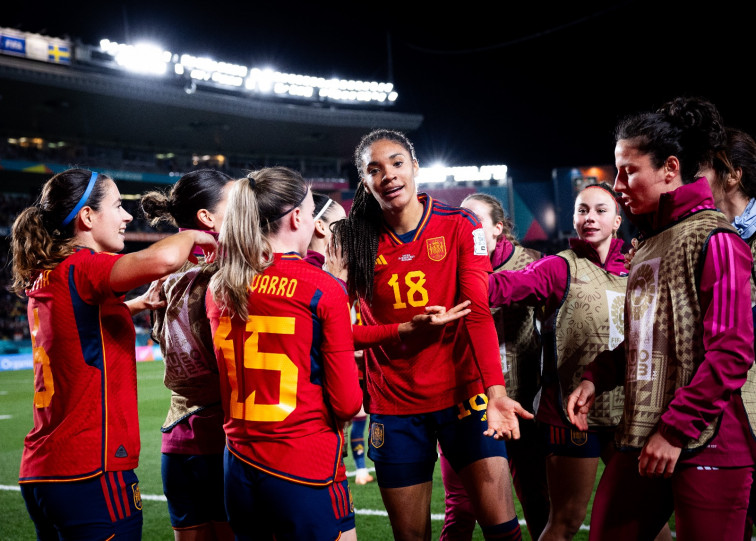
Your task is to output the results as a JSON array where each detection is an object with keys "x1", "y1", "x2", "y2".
[
  {"x1": 398, "y1": 301, "x2": 471, "y2": 338},
  {"x1": 483, "y1": 387, "x2": 534, "y2": 441}
]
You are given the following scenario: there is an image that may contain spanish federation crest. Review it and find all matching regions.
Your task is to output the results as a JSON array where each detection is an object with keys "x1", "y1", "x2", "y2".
[
  {"x1": 426, "y1": 236, "x2": 447, "y2": 262},
  {"x1": 132, "y1": 482, "x2": 143, "y2": 510},
  {"x1": 570, "y1": 429, "x2": 588, "y2": 447},
  {"x1": 370, "y1": 422, "x2": 385, "y2": 448}
]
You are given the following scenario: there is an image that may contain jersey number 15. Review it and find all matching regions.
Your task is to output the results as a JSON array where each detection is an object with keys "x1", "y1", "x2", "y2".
[{"x1": 213, "y1": 315, "x2": 299, "y2": 423}]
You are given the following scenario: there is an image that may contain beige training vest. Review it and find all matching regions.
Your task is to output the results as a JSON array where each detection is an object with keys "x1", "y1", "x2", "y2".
[
  {"x1": 618, "y1": 209, "x2": 739, "y2": 449},
  {"x1": 543, "y1": 249, "x2": 627, "y2": 427}
]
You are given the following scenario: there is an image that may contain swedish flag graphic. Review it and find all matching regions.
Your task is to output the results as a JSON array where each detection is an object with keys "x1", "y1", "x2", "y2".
[{"x1": 48, "y1": 44, "x2": 71, "y2": 64}]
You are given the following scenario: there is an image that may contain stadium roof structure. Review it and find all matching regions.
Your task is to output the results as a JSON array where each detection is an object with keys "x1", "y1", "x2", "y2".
[{"x1": 0, "y1": 49, "x2": 424, "y2": 172}]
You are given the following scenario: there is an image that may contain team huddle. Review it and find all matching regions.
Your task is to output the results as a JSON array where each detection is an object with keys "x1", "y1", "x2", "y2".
[{"x1": 10, "y1": 95, "x2": 756, "y2": 541}]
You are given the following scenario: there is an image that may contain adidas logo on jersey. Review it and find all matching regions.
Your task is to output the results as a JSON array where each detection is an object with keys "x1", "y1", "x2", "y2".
[{"x1": 375, "y1": 255, "x2": 388, "y2": 265}]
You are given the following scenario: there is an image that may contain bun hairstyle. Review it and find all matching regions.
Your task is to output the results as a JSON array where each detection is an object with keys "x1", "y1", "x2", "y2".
[
  {"x1": 615, "y1": 96, "x2": 728, "y2": 185},
  {"x1": 141, "y1": 169, "x2": 233, "y2": 229}
]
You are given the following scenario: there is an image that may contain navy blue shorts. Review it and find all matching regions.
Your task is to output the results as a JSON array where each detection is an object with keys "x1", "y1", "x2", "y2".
[
  {"x1": 368, "y1": 393, "x2": 508, "y2": 488},
  {"x1": 21, "y1": 470, "x2": 142, "y2": 540},
  {"x1": 541, "y1": 422, "x2": 614, "y2": 458},
  {"x1": 224, "y1": 448, "x2": 355, "y2": 541},
  {"x1": 162, "y1": 452, "x2": 227, "y2": 529}
]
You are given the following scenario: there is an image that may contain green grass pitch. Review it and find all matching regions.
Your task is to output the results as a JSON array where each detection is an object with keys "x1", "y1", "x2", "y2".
[{"x1": 0, "y1": 361, "x2": 699, "y2": 540}]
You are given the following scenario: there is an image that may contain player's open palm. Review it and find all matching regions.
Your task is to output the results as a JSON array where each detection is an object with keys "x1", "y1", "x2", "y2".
[{"x1": 484, "y1": 395, "x2": 534, "y2": 441}]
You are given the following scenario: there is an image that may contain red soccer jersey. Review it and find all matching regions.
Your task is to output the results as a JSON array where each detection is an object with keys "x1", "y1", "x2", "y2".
[
  {"x1": 206, "y1": 253, "x2": 362, "y2": 485},
  {"x1": 19, "y1": 248, "x2": 139, "y2": 483},
  {"x1": 360, "y1": 194, "x2": 504, "y2": 415}
]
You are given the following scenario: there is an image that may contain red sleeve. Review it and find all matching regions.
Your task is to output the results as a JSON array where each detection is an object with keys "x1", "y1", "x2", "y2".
[
  {"x1": 352, "y1": 323, "x2": 400, "y2": 349},
  {"x1": 459, "y1": 257, "x2": 505, "y2": 389},
  {"x1": 319, "y1": 284, "x2": 363, "y2": 421},
  {"x1": 488, "y1": 255, "x2": 568, "y2": 314},
  {"x1": 658, "y1": 232, "x2": 755, "y2": 445},
  {"x1": 73, "y1": 251, "x2": 124, "y2": 303}
]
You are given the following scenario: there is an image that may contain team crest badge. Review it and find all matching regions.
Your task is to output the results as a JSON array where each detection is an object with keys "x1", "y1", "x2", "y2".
[
  {"x1": 132, "y1": 482, "x2": 143, "y2": 510},
  {"x1": 570, "y1": 429, "x2": 588, "y2": 447},
  {"x1": 426, "y1": 237, "x2": 447, "y2": 261},
  {"x1": 370, "y1": 422, "x2": 385, "y2": 448}
]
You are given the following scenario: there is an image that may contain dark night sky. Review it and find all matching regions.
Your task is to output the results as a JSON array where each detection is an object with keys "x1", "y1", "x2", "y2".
[{"x1": 2, "y1": 0, "x2": 753, "y2": 181}]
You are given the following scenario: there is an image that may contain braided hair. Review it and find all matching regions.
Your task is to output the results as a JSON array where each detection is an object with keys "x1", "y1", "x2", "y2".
[{"x1": 342, "y1": 129, "x2": 418, "y2": 301}]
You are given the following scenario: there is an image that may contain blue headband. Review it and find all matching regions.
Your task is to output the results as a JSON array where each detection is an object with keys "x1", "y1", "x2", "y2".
[{"x1": 61, "y1": 171, "x2": 98, "y2": 227}]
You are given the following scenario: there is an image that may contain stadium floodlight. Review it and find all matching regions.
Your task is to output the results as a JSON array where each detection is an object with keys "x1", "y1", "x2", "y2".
[
  {"x1": 416, "y1": 164, "x2": 449, "y2": 184},
  {"x1": 416, "y1": 164, "x2": 509, "y2": 185},
  {"x1": 479, "y1": 165, "x2": 508, "y2": 183},
  {"x1": 3, "y1": 27, "x2": 398, "y2": 106},
  {"x1": 246, "y1": 67, "x2": 275, "y2": 93},
  {"x1": 212, "y1": 72, "x2": 244, "y2": 87},
  {"x1": 179, "y1": 54, "x2": 248, "y2": 82},
  {"x1": 100, "y1": 39, "x2": 171, "y2": 76}
]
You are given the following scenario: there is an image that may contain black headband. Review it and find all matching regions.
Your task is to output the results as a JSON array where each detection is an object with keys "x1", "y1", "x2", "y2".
[{"x1": 266, "y1": 187, "x2": 309, "y2": 223}]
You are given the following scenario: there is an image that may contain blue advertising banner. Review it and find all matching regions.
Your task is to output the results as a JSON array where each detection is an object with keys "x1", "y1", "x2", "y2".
[{"x1": 0, "y1": 34, "x2": 25, "y2": 56}]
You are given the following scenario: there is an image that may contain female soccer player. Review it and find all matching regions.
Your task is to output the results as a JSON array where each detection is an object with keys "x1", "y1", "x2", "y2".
[
  {"x1": 306, "y1": 192, "x2": 375, "y2": 485},
  {"x1": 703, "y1": 127, "x2": 756, "y2": 540},
  {"x1": 567, "y1": 96, "x2": 756, "y2": 540},
  {"x1": 141, "y1": 169, "x2": 236, "y2": 541},
  {"x1": 439, "y1": 192, "x2": 548, "y2": 541},
  {"x1": 11, "y1": 168, "x2": 217, "y2": 540},
  {"x1": 338, "y1": 129, "x2": 531, "y2": 541},
  {"x1": 206, "y1": 167, "x2": 363, "y2": 541},
  {"x1": 481, "y1": 183, "x2": 630, "y2": 541}
]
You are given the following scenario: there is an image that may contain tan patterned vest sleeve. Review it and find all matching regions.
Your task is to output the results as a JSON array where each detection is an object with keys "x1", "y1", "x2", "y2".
[
  {"x1": 545, "y1": 249, "x2": 626, "y2": 427},
  {"x1": 618, "y1": 210, "x2": 737, "y2": 449},
  {"x1": 152, "y1": 262, "x2": 223, "y2": 430},
  {"x1": 491, "y1": 244, "x2": 542, "y2": 410}
]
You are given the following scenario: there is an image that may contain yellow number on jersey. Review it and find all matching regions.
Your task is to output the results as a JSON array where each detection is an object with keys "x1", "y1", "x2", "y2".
[
  {"x1": 31, "y1": 308, "x2": 54, "y2": 408},
  {"x1": 388, "y1": 271, "x2": 429, "y2": 309},
  {"x1": 214, "y1": 315, "x2": 298, "y2": 422}
]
